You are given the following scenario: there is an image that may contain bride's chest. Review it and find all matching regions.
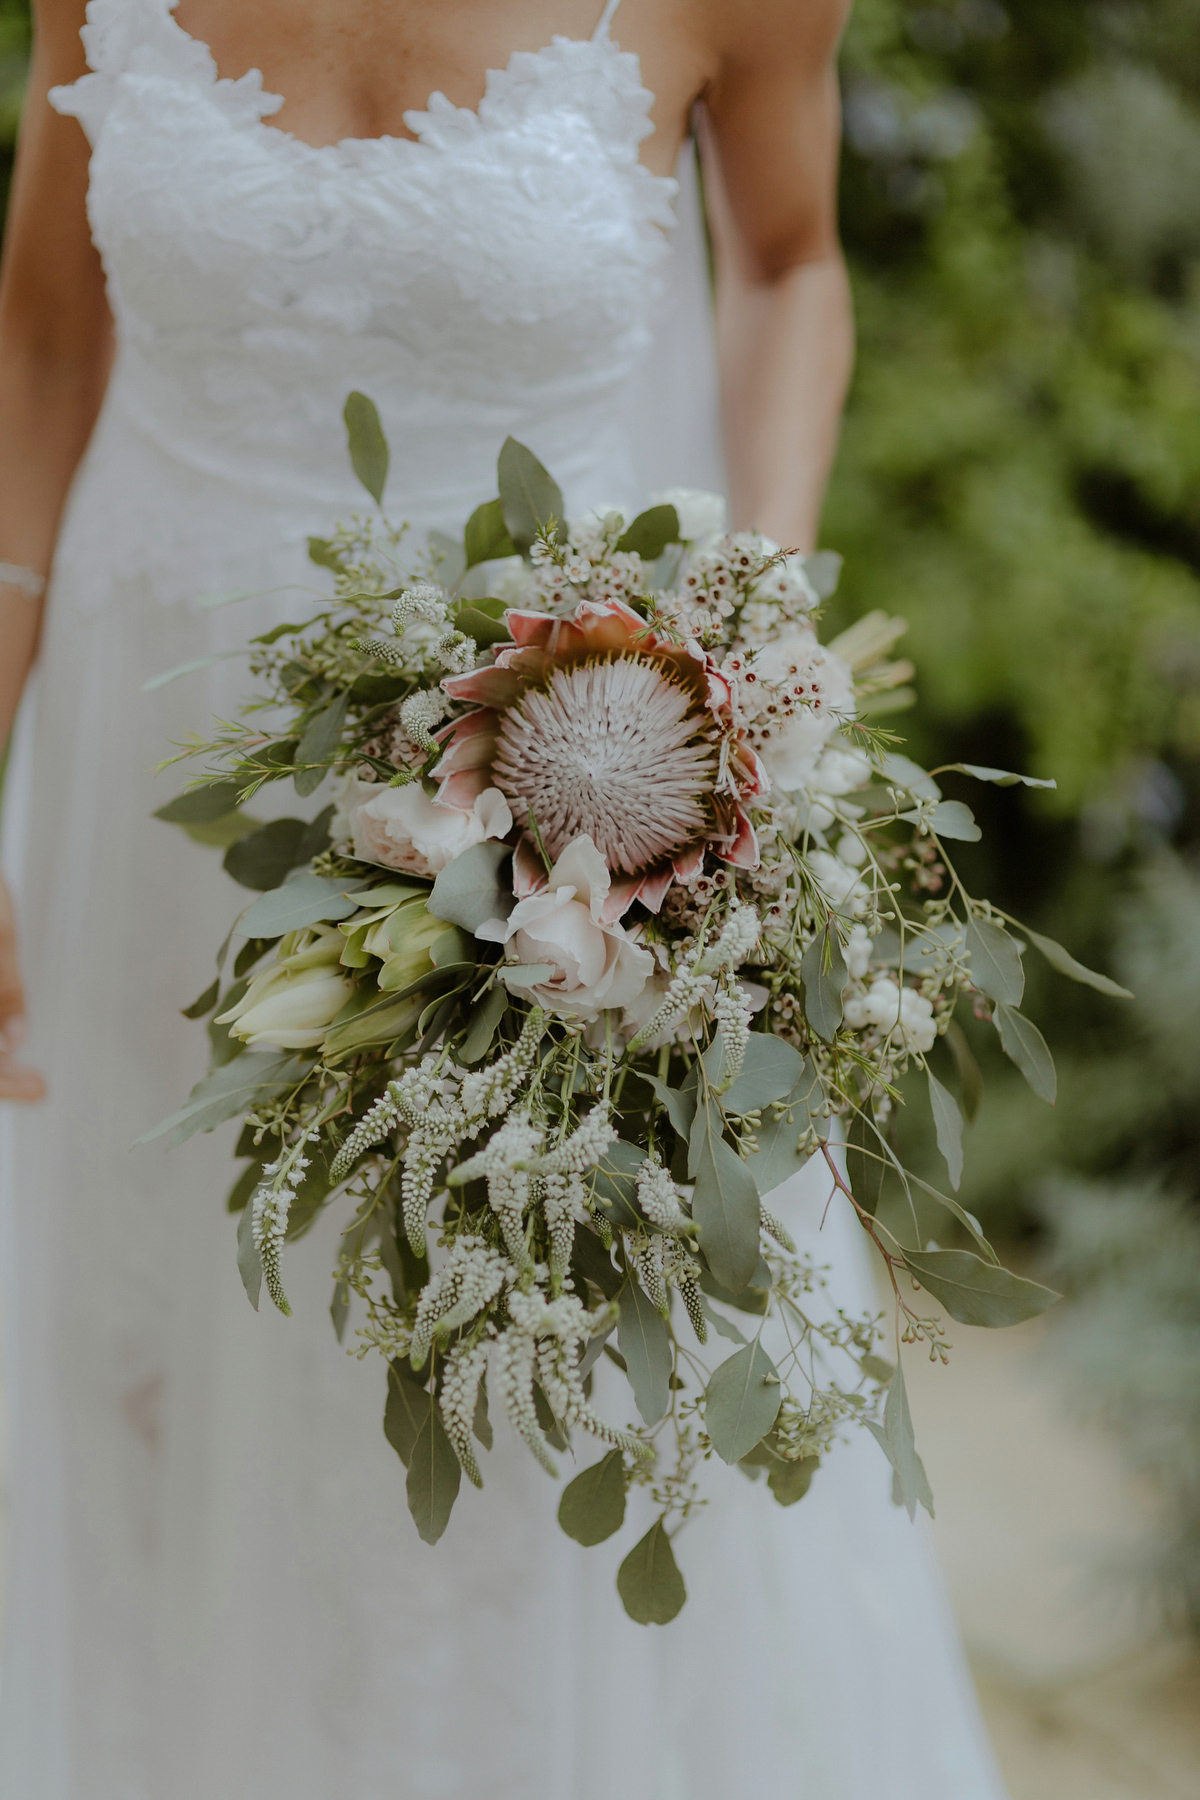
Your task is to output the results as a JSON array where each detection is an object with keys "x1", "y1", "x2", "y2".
[{"x1": 75, "y1": 32, "x2": 677, "y2": 384}]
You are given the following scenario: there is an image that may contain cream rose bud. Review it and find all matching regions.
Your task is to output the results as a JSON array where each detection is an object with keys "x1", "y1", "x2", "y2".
[
  {"x1": 647, "y1": 486, "x2": 727, "y2": 543},
  {"x1": 343, "y1": 777, "x2": 513, "y2": 878},
  {"x1": 478, "y1": 834, "x2": 653, "y2": 1024},
  {"x1": 216, "y1": 926, "x2": 353, "y2": 1050}
]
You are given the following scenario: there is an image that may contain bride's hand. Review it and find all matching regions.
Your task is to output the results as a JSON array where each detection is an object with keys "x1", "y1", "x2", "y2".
[{"x1": 0, "y1": 870, "x2": 45, "y2": 1102}]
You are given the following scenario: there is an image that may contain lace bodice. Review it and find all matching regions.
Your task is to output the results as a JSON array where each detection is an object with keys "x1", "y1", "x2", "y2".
[{"x1": 49, "y1": 0, "x2": 680, "y2": 600}]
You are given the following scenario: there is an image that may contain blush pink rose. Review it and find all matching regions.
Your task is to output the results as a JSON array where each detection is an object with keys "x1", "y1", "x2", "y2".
[
  {"x1": 478, "y1": 835, "x2": 653, "y2": 1023},
  {"x1": 342, "y1": 777, "x2": 513, "y2": 878}
]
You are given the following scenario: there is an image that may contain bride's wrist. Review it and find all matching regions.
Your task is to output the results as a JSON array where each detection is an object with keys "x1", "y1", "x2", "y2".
[{"x1": 0, "y1": 562, "x2": 47, "y2": 600}]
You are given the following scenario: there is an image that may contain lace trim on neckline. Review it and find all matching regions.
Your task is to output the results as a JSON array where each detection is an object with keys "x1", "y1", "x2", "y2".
[{"x1": 55, "y1": 0, "x2": 668, "y2": 180}]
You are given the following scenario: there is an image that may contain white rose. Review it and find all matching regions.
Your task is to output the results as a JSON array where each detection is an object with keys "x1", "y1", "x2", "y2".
[
  {"x1": 216, "y1": 926, "x2": 353, "y2": 1050},
  {"x1": 648, "y1": 487, "x2": 727, "y2": 543},
  {"x1": 751, "y1": 631, "x2": 856, "y2": 791},
  {"x1": 478, "y1": 835, "x2": 653, "y2": 1024},
  {"x1": 843, "y1": 976, "x2": 937, "y2": 1054},
  {"x1": 845, "y1": 923, "x2": 874, "y2": 981},
  {"x1": 343, "y1": 776, "x2": 512, "y2": 878}
]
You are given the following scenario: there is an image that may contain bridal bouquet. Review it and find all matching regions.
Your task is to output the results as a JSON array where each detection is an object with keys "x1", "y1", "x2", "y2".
[{"x1": 145, "y1": 396, "x2": 1120, "y2": 1623}]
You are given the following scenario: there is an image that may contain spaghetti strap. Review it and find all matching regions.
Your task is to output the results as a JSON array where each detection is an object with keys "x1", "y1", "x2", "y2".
[{"x1": 593, "y1": 0, "x2": 622, "y2": 39}]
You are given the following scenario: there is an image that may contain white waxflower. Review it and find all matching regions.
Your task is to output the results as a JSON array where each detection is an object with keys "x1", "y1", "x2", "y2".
[
  {"x1": 748, "y1": 631, "x2": 857, "y2": 791},
  {"x1": 749, "y1": 546, "x2": 819, "y2": 613},
  {"x1": 842, "y1": 977, "x2": 937, "y2": 1053}
]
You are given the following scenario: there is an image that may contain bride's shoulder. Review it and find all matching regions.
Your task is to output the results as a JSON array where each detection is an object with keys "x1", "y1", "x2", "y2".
[{"x1": 697, "y1": 0, "x2": 852, "y2": 68}]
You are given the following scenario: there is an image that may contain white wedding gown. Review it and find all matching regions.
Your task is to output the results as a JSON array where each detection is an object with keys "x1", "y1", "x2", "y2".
[{"x1": 0, "y1": 2, "x2": 1009, "y2": 1794}]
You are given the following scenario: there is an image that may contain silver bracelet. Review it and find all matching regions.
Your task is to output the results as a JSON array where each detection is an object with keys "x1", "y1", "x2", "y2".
[{"x1": 0, "y1": 561, "x2": 47, "y2": 599}]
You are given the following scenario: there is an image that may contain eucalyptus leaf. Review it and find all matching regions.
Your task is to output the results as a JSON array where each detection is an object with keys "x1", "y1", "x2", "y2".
[
  {"x1": 533, "y1": 1383, "x2": 569, "y2": 1453},
  {"x1": 704, "y1": 1340, "x2": 782, "y2": 1464},
  {"x1": 909, "y1": 1175, "x2": 997, "y2": 1260},
  {"x1": 617, "y1": 1277, "x2": 672, "y2": 1424},
  {"x1": 846, "y1": 1110, "x2": 886, "y2": 1217},
  {"x1": 558, "y1": 1449, "x2": 627, "y2": 1546},
  {"x1": 902, "y1": 1247, "x2": 1059, "y2": 1327},
  {"x1": 966, "y1": 916, "x2": 1024, "y2": 1006},
  {"x1": 942, "y1": 762, "x2": 1056, "y2": 790},
  {"x1": 455, "y1": 603, "x2": 514, "y2": 648},
  {"x1": 181, "y1": 810, "x2": 261, "y2": 850},
  {"x1": 802, "y1": 550, "x2": 843, "y2": 598},
  {"x1": 154, "y1": 779, "x2": 244, "y2": 825},
  {"x1": 236, "y1": 1194, "x2": 262, "y2": 1311},
  {"x1": 464, "y1": 497, "x2": 517, "y2": 567},
  {"x1": 927, "y1": 800, "x2": 981, "y2": 842},
  {"x1": 699, "y1": 1262, "x2": 771, "y2": 1316},
  {"x1": 645, "y1": 1070, "x2": 699, "y2": 1142},
  {"x1": 460, "y1": 986, "x2": 508, "y2": 1064},
  {"x1": 615, "y1": 504, "x2": 680, "y2": 560},
  {"x1": 134, "y1": 1052, "x2": 306, "y2": 1150},
  {"x1": 226, "y1": 1158, "x2": 261, "y2": 1214},
  {"x1": 718, "y1": 1034, "x2": 805, "y2": 1114},
  {"x1": 240, "y1": 873, "x2": 366, "y2": 939},
  {"x1": 385, "y1": 1365, "x2": 427, "y2": 1466},
  {"x1": 944, "y1": 1020, "x2": 983, "y2": 1123},
  {"x1": 427, "y1": 528, "x2": 467, "y2": 591},
  {"x1": 699, "y1": 1298, "x2": 749, "y2": 1344},
  {"x1": 223, "y1": 817, "x2": 309, "y2": 892},
  {"x1": 617, "y1": 1521, "x2": 687, "y2": 1626},
  {"x1": 141, "y1": 648, "x2": 245, "y2": 692},
  {"x1": 994, "y1": 1003, "x2": 1057, "y2": 1103},
  {"x1": 926, "y1": 1069, "x2": 964, "y2": 1191},
  {"x1": 864, "y1": 1360, "x2": 933, "y2": 1519},
  {"x1": 405, "y1": 1391, "x2": 462, "y2": 1545},
  {"x1": 308, "y1": 537, "x2": 342, "y2": 571},
  {"x1": 741, "y1": 1060, "x2": 826, "y2": 1197},
  {"x1": 592, "y1": 1141, "x2": 648, "y2": 1230},
  {"x1": 429, "y1": 841, "x2": 514, "y2": 933},
  {"x1": 497, "y1": 437, "x2": 565, "y2": 553},
  {"x1": 473, "y1": 1373, "x2": 493, "y2": 1449},
  {"x1": 294, "y1": 690, "x2": 350, "y2": 797},
  {"x1": 498, "y1": 962, "x2": 556, "y2": 991},
  {"x1": 343, "y1": 391, "x2": 389, "y2": 505},
  {"x1": 801, "y1": 927, "x2": 846, "y2": 1042},
  {"x1": 880, "y1": 753, "x2": 941, "y2": 802},
  {"x1": 181, "y1": 977, "x2": 220, "y2": 1020},
  {"x1": 1025, "y1": 928, "x2": 1133, "y2": 1000},
  {"x1": 690, "y1": 1106, "x2": 761, "y2": 1293},
  {"x1": 769, "y1": 1454, "x2": 819, "y2": 1507}
]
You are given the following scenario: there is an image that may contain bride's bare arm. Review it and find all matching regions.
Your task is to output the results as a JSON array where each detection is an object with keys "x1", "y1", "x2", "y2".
[
  {"x1": 0, "y1": 0, "x2": 113, "y2": 1099},
  {"x1": 701, "y1": 0, "x2": 854, "y2": 550}
]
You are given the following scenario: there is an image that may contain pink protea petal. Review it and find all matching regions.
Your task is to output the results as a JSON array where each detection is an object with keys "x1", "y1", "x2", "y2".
[
  {"x1": 721, "y1": 805, "x2": 760, "y2": 869},
  {"x1": 512, "y1": 835, "x2": 547, "y2": 898},
  {"x1": 673, "y1": 843, "x2": 706, "y2": 883},
  {"x1": 504, "y1": 611, "x2": 559, "y2": 650},
  {"x1": 636, "y1": 866, "x2": 676, "y2": 914},
  {"x1": 600, "y1": 872, "x2": 644, "y2": 922},
  {"x1": 574, "y1": 597, "x2": 648, "y2": 641},
  {"x1": 442, "y1": 664, "x2": 525, "y2": 707},
  {"x1": 437, "y1": 768, "x2": 491, "y2": 809}
]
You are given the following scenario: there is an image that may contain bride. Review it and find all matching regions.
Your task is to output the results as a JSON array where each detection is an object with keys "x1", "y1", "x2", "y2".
[{"x1": 0, "y1": 1, "x2": 1008, "y2": 1794}]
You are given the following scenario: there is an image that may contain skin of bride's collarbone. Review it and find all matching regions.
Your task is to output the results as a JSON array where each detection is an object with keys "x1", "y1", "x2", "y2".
[{"x1": 170, "y1": 0, "x2": 716, "y2": 174}]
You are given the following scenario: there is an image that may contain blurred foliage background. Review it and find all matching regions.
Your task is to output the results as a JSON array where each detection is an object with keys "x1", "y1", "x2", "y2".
[
  {"x1": 830, "y1": 0, "x2": 1200, "y2": 1632},
  {"x1": 1, "y1": 0, "x2": 1197, "y2": 1630}
]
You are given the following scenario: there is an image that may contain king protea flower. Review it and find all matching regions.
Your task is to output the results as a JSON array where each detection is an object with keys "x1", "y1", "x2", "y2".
[{"x1": 436, "y1": 599, "x2": 767, "y2": 918}]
